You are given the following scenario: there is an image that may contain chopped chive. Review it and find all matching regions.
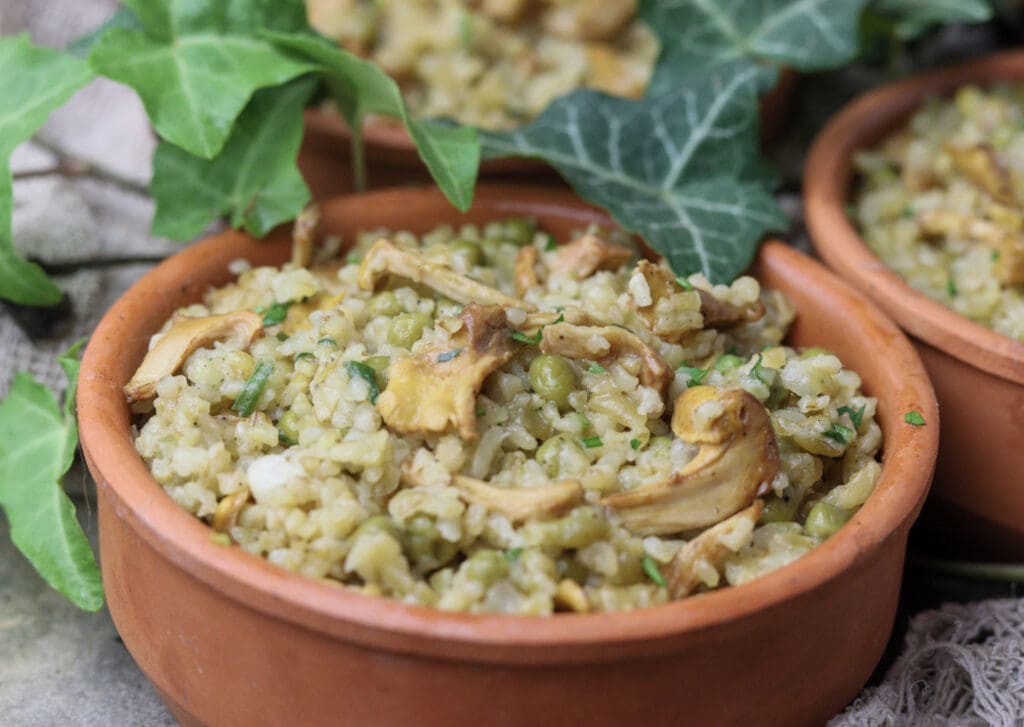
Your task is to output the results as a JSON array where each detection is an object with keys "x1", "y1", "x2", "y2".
[
  {"x1": 505, "y1": 547, "x2": 523, "y2": 563},
  {"x1": 714, "y1": 353, "x2": 744, "y2": 372},
  {"x1": 553, "y1": 313, "x2": 565, "y2": 324},
  {"x1": 675, "y1": 276, "x2": 694, "y2": 291},
  {"x1": 260, "y1": 301, "x2": 292, "y2": 326},
  {"x1": 902, "y1": 206, "x2": 914, "y2": 219},
  {"x1": 630, "y1": 438, "x2": 641, "y2": 450},
  {"x1": 209, "y1": 533, "x2": 231, "y2": 546},
  {"x1": 346, "y1": 254, "x2": 361, "y2": 264},
  {"x1": 233, "y1": 361, "x2": 274, "y2": 416},
  {"x1": 588, "y1": 363, "x2": 606, "y2": 374},
  {"x1": 458, "y1": 11, "x2": 473, "y2": 46},
  {"x1": 278, "y1": 430, "x2": 297, "y2": 447},
  {"x1": 751, "y1": 353, "x2": 771, "y2": 385},
  {"x1": 992, "y1": 249, "x2": 1001, "y2": 262},
  {"x1": 344, "y1": 360, "x2": 380, "y2": 403},
  {"x1": 545, "y1": 234, "x2": 557, "y2": 251},
  {"x1": 642, "y1": 556, "x2": 666, "y2": 586},
  {"x1": 511, "y1": 329, "x2": 542, "y2": 344},
  {"x1": 837, "y1": 404, "x2": 866, "y2": 429},
  {"x1": 581, "y1": 435, "x2": 603, "y2": 449},
  {"x1": 318, "y1": 337, "x2": 337, "y2": 346},
  {"x1": 823, "y1": 423, "x2": 854, "y2": 444},
  {"x1": 294, "y1": 351, "x2": 315, "y2": 361},
  {"x1": 276, "y1": 332, "x2": 289, "y2": 342},
  {"x1": 436, "y1": 348, "x2": 463, "y2": 363},
  {"x1": 946, "y1": 275, "x2": 958, "y2": 297},
  {"x1": 677, "y1": 364, "x2": 709, "y2": 388},
  {"x1": 905, "y1": 411, "x2": 926, "y2": 426}
]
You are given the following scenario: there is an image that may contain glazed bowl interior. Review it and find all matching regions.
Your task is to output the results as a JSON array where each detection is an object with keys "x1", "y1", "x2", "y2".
[
  {"x1": 79, "y1": 186, "x2": 936, "y2": 663},
  {"x1": 804, "y1": 50, "x2": 1024, "y2": 385}
]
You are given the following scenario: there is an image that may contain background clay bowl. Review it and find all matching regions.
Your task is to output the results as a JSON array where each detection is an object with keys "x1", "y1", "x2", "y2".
[
  {"x1": 804, "y1": 49, "x2": 1024, "y2": 560},
  {"x1": 298, "y1": 71, "x2": 796, "y2": 200},
  {"x1": 79, "y1": 186, "x2": 936, "y2": 727}
]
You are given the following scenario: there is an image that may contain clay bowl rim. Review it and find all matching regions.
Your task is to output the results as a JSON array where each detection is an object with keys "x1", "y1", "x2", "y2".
[
  {"x1": 804, "y1": 49, "x2": 1024, "y2": 385},
  {"x1": 78, "y1": 185, "x2": 936, "y2": 665}
]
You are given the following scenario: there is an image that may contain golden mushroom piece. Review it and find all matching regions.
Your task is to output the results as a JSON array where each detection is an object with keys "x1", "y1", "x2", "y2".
[
  {"x1": 450, "y1": 475, "x2": 584, "y2": 523},
  {"x1": 375, "y1": 304, "x2": 517, "y2": 440},
  {"x1": 549, "y1": 232, "x2": 634, "y2": 278},
  {"x1": 124, "y1": 311, "x2": 264, "y2": 402},
  {"x1": 600, "y1": 385, "x2": 779, "y2": 536},
  {"x1": 944, "y1": 142, "x2": 1017, "y2": 207},
  {"x1": 358, "y1": 237, "x2": 531, "y2": 310}
]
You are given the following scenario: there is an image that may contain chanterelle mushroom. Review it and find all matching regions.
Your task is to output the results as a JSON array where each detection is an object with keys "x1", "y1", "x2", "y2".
[
  {"x1": 599, "y1": 385, "x2": 778, "y2": 536},
  {"x1": 549, "y1": 232, "x2": 634, "y2": 277},
  {"x1": 125, "y1": 311, "x2": 263, "y2": 402},
  {"x1": 917, "y1": 209, "x2": 1024, "y2": 286},
  {"x1": 358, "y1": 237, "x2": 531, "y2": 310},
  {"x1": 944, "y1": 142, "x2": 1017, "y2": 206},
  {"x1": 376, "y1": 304, "x2": 516, "y2": 440},
  {"x1": 665, "y1": 500, "x2": 764, "y2": 599},
  {"x1": 540, "y1": 321, "x2": 673, "y2": 395},
  {"x1": 629, "y1": 261, "x2": 764, "y2": 341},
  {"x1": 451, "y1": 474, "x2": 584, "y2": 522}
]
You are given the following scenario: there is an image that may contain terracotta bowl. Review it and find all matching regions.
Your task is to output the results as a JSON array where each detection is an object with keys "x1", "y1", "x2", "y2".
[
  {"x1": 79, "y1": 186, "x2": 936, "y2": 727},
  {"x1": 298, "y1": 71, "x2": 796, "y2": 200},
  {"x1": 804, "y1": 50, "x2": 1024, "y2": 560}
]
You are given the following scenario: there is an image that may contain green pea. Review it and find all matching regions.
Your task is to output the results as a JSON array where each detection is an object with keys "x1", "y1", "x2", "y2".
[
  {"x1": 387, "y1": 312, "x2": 432, "y2": 348},
  {"x1": 449, "y1": 239, "x2": 482, "y2": 267},
  {"x1": 355, "y1": 515, "x2": 401, "y2": 542},
  {"x1": 462, "y1": 549, "x2": 509, "y2": 584},
  {"x1": 529, "y1": 354, "x2": 577, "y2": 409},
  {"x1": 277, "y1": 410, "x2": 301, "y2": 445},
  {"x1": 760, "y1": 493, "x2": 800, "y2": 524},
  {"x1": 364, "y1": 355, "x2": 390, "y2": 389},
  {"x1": 402, "y1": 515, "x2": 458, "y2": 572},
  {"x1": 365, "y1": 291, "x2": 401, "y2": 318},
  {"x1": 542, "y1": 507, "x2": 609, "y2": 549},
  {"x1": 503, "y1": 217, "x2": 536, "y2": 246},
  {"x1": 714, "y1": 353, "x2": 745, "y2": 372},
  {"x1": 479, "y1": 237, "x2": 503, "y2": 263},
  {"x1": 804, "y1": 502, "x2": 851, "y2": 539},
  {"x1": 535, "y1": 434, "x2": 584, "y2": 478}
]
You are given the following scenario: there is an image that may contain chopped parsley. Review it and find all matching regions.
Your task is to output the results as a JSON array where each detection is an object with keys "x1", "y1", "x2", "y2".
[
  {"x1": 505, "y1": 547, "x2": 523, "y2": 563},
  {"x1": 318, "y1": 337, "x2": 337, "y2": 346},
  {"x1": 276, "y1": 332, "x2": 288, "y2": 342},
  {"x1": 675, "y1": 275, "x2": 694, "y2": 291},
  {"x1": 837, "y1": 404, "x2": 865, "y2": 429},
  {"x1": 581, "y1": 435, "x2": 603, "y2": 449},
  {"x1": 344, "y1": 360, "x2": 380, "y2": 403},
  {"x1": 714, "y1": 353, "x2": 744, "y2": 372},
  {"x1": 823, "y1": 423, "x2": 854, "y2": 445},
  {"x1": 904, "y1": 411, "x2": 926, "y2": 426},
  {"x1": 642, "y1": 556, "x2": 666, "y2": 587},
  {"x1": 630, "y1": 438, "x2": 641, "y2": 450},
  {"x1": 678, "y1": 364, "x2": 709, "y2": 387},
  {"x1": 278, "y1": 430, "x2": 297, "y2": 447},
  {"x1": 233, "y1": 360, "x2": 274, "y2": 416},
  {"x1": 294, "y1": 351, "x2": 315, "y2": 361},
  {"x1": 946, "y1": 275, "x2": 958, "y2": 297},
  {"x1": 436, "y1": 348, "x2": 463, "y2": 363},
  {"x1": 588, "y1": 363, "x2": 606, "y2": 374},
  {"x1": 258, "y1": 301, "x2": 292, "y2": 327},
  {"x1": 750, "y1": 354, "x2": 771, "y2": 385},
  {"x1": 545, "y1": 234, "x2": 557, "y2": 251}
]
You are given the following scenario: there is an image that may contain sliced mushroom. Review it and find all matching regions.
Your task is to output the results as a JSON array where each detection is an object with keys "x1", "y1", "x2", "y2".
[
  {"x1": 451, "y1": 474, "x2": 584, "y2": 522},
  {"x1": 945, "y1": 142, "x2": 1016, "y2": 206},
  {"x1": 696, "y1": 290, "x2": 765, "y2": 329},
  {"x1": 540, "y1": 321, "x2": 673, "y2": 395},
  {"x1": 212, "y1": 486, "x2": 251, "y2": 533},
  {"x1": 541, "y1": 0, "x2": 635, "y2": 41},
  {"x1": 917, "y1": 208, "x2": 1024, "y2": 285},
  {"x1": 599, "y1": 385, "x2": 778, "y2": 536},
  {"x1": 358, "y1": 237, "x2": 532, "y2": 310},
  {"x1": 549, "y1": 233, "x2": 633, "y2": 277},
  {"x1": 481, "y1": 0, "x2": 535, "y2": 22},
  {"x1": 665, "y1": 500, "x2": 764, "y2": 599},
  {"x1": 553, "y1": 578, "x2": 591, "y2": 613},
  {"x1": 290, "y1": 204, "x2": 320, "y2": 269},
  {"x1": 125, "y1": 311, "x2": 263, "y2": 402},
  {"x1": 376, "y1": 304, "x2": 516, "y2": 440},
  {"x1": 514, "y1": 245, "x2": 540, "y2": 296}
]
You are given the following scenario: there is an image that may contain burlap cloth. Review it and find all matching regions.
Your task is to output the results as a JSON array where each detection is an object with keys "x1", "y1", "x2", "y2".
[{"x1": 3, "y1": 1, "x2": 1022, "y2": 724}]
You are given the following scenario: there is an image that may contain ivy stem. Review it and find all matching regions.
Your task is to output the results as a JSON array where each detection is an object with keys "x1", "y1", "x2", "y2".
[
  {"x1": 15, "y1": 136, "x2": 150, "y2": 197},
  {"x1": 910, "y1": 556, "x2": 1024, "y2": 583},
  {"x1": 350, "y1": 119, "x2": 367, "y2": 193}
]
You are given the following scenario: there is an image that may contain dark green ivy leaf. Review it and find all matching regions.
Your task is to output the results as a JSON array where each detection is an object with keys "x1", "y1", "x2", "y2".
[
  {"x1": 868, "y1": 0, "x2": 993, "y2": 41},
  {"x1": 481, "y1": 64, "x2": 787, "y2": 284}
]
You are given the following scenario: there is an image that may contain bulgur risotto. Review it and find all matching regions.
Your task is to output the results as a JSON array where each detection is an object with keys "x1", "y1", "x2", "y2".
[
  {"x1": 306, "y1": 0, "x2": 657, "y2": 130},
  {"x1": 853, "y1": 83, "x2": 1024, "y2": 341},
  {"x1": 128, "y1": 215, "x2": 882, "y2": 614}
]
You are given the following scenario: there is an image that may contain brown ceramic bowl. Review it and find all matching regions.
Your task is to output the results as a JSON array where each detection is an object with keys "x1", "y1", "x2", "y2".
[
  {"x1": 79, "y1": 186, "x2": 936, "y2": 727},
  {"x1": 298, "y1": 71, "x2": 796, "y2": 200},
  {"x1": 804, "y1": 50, "x2": 1024, "y2": 560}
]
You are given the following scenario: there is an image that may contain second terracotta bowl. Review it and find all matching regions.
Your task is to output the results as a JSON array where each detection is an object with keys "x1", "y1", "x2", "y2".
[
  {"x1": 804, "y1": 50, "x2": 1024, "y2": 560},
  {"x1": 79, "y1": 186, "x2": 936, "y2": 726}
]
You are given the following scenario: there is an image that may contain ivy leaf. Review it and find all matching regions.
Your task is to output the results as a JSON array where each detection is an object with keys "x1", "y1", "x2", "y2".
[
  {"x1": 0, "y1": 34, "x2": 94, "y2": 306},
  {"x1": 151, "y1": 77, "x2": 315, "y2": 240},
  {"x1": 868, "y1": 0, "x2": 993, "y2": 41},
  {"x1": 481, "y1": 64, "x2": 787, "y2": 283},
  {"x1": 0, "y1": 341, "x2": 104, "y2": 611},
  {"x1": 88, "y1": 0, "x2": 315, "y2": 159},
  {"x1": 641, "y1": 0, "x2": 869, "y2": 94},
  {"x1": 67, "y1": 7, "x2": 142, "y2": 58},
  {"x1": 264, "y1": 31, "x2": 480, "y2": 211}
]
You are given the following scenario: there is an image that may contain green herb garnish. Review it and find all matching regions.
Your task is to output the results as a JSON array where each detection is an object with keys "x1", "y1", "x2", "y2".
[
  {"x1": 505, "y1": 547, "x2": 523, "y2": 563},
  {"x1": 511, "y1": 330, "x2": 542, "y2": 344},
  {"x1": 346, "y1": 254, "x2": 362, "y2": 264},
  {"x1": 714, "y1": 353, "x2": 744, "y2": 372},
  {"x1": 209, "y1": 533, "x2": 232, "y2": 547},
  {"x1": 278, "y1": 430, "x2": 297, "y2": 447},
  {"x1": 946, "y1": 276, "x2": 958, "y2": 297},
  {"x1": 751, "y1": 354, "x2": 771, "y2": 385},
  {"x1": 436, "y1": 348, "x2": 463, "y2": 363},
  {"x1": 233, "y1": 361, "x2": 274, "y2": 417},
  {"x1": 294, "y1": 351, "x2": 314, "y2": 361},
  {"x1": 276, "y1": 332, "x2": 289, "y2": 342},
  {"x1": 993, "y1": 250, "x2": 1001, "y2": 262},
  {"x1": 905, "y1": 411, "x2": 926, "y2": 426},
  {"x1": 678, "y1": 364, "x2": 709, "y2": 387},
  {"x1": 630, "y1": 438, "x2": 641, "y2": 450},
  {"x1": 823, "y1": 423, "x2": 854, "y2": 445},
  {"x1": 475, "y1": 406, "x2": 485, "y2": 417},
  {"x1": 318, "y1": 337, "x2": 337, "y2": 347},
  {"x1": 582, "y1": 435, "x2": 603, "y2": 449},
  {"x1": 675, "y1": 275, "x2": 694, "y2": 290},
  {"x1": 545, "y1": 234, "x2": 557, "y2": 251},
  {"x1": 259, "y1": 301, "x2": 292, "y2": 327},
  {"x1": 837, "y1": 404, "x2": 866, "y2": 429},
  {"x1": 458, "y1": 12, "x2": 474, "y2": 47},
  {"x1": 588, "y1": 363, "x2": 606, "y2": 374},
  {"x1": 642, "y1": 556, "x2": 666, "y2": 587},
  {"x1": 344, "y1": 360, "x2": 380, "y2": 403},
  {"x1": 902, "y1": 206, "x2": 914, "y2": 219}
]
